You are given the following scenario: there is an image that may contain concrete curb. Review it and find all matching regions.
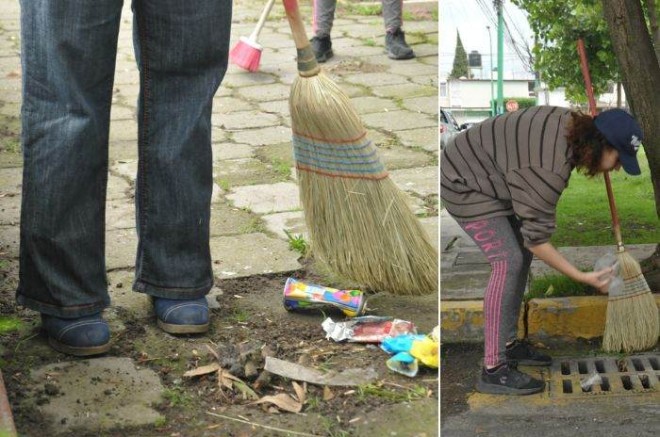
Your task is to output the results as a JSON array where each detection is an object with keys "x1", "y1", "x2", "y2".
[{"x1": 441, "y1": 294, "x2": 660, "y2": 343}]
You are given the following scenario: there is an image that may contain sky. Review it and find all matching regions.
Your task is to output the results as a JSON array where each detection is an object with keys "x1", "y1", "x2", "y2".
[{"x1": 440, "y1": 0, "x2": 536, "y2": 80}]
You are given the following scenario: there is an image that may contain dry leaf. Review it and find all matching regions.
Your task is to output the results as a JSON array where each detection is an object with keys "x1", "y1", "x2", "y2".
[
  {"x1": 206, "y1": 344, "x2": 220, "y2": 361},
  {"x1": 292, "y1": 381, "x2": 306, "y2": 404},
  {"x1": 323, "y1": 386, "x2": 334, "y2": 401},
  {"x1": 217, "y1": 369, "x2": 241, "y2": 391},
  {"x1": 252, "y1": 393, "x2": 302, "y2": 413},
  {"x1": 183, "y1": 363, "x2": 220, "y2": 377}
]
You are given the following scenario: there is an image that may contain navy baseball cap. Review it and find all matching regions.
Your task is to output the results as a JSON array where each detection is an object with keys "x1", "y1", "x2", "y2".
[{"x1": 593, "y1": 109, "x2": 643, "y2": 175}]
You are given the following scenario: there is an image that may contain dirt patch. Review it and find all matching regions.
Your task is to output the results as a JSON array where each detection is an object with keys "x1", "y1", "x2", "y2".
[
  {"x1": 1, "y1": 263, "x2": 438, "y2": 436},
  {"x1": 324, "y1": 60, "x2": 389, "y2": 75},
  {"x1": 440, "y1": 343, "x2": 482, "y2": 417}
]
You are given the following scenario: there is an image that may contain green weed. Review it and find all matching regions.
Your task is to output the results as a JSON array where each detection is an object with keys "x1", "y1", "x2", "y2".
[
  {"x1": 284, "y1": 229, "x2": 308, "y2": 256},
  {"x1": 526, "y1": 271, "x2": 593, "y2": 301},
  {"x1": 162, "y1": 388, "x2": 192, "y2": 408}
]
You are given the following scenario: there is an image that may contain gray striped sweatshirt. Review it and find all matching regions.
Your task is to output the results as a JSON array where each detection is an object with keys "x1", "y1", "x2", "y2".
[{"x1": 440, "y1": 106, "x2": 575, "y2": 247}]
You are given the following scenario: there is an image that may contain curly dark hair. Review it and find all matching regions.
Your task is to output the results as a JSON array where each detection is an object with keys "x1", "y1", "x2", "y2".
[{"x1": 566, "y1": 111, "x2": 614, "y2": 177}]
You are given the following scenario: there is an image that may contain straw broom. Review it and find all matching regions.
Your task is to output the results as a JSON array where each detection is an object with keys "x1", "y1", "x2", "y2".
[
  {"x1": 281, "y1": 0, "x2": 437, "y2": 295},
  {"x1": 577, "y1": 39, "x2": 659, "y2": 352}
]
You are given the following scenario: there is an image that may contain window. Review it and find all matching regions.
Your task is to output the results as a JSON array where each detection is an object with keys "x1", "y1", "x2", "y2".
[{"x1": 440, "y1": 82, "x2": 448, "y2": 97}]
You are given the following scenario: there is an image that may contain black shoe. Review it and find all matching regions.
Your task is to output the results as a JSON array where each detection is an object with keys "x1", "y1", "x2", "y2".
[
  {"x1": 310, "y1": 35, "x2": 333, "y2": 63},
  {"x1": 385, "y1": 28, "x2": 415, "y2": 60},
  {"x1": 506, "y1": 339, "x2": 552, "y2": 366},
  {"x1": 477, "y1": 362, "x2": 545, "y2": 395}
]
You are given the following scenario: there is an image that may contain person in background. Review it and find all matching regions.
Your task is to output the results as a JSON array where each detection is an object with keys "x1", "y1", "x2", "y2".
[
  {"x1": 18, "y1": 0, "x2": 232, "y2": 356},
  {"x1": 311, "y1": 0, "x2": 415, "y2": 62},
  {"x1": 440, "y1": 106, "x2": 644, "y2": 395}
]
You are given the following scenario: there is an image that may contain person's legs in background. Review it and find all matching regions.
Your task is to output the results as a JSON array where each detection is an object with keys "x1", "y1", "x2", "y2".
[
  {"x1": 131, "y1": 0, "x2": 232, "y2": 334},
  {"x1": 458, "y1": 216, "x2": 546, "y2": 395},
  {"x1": 311, "y1": 0, "x2": 335, "y2": 62},
  {"x1": 382, "y1": 0, "x2": 415, "y2": 59},
  {"x1": 17, "y1": 0, "x2": 124, "y2": 355}
]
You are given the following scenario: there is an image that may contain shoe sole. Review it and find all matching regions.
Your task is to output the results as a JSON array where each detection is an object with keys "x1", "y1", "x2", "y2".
[
  {"x1": 316, "y1": 49, "x2": 333, "y2": 63},
  {"x1": 158, "y1": 319, "x2": 209, "y2": 334},
  {"x1": 384, "y1": 49, "x2": 415, "y2": 60},
  {"x1": 49, "y1": 337, "x2": 111, "y2": 357},
  {"x1": 476, "y1": 379, "x2": 545, "y2": 395}
]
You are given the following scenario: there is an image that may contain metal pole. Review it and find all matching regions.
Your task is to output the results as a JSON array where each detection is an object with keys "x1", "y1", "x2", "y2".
[
  {"x1": 495, "y1": 0, "x2": 504, "y2": 114},
  {"x1": 487, "y1": 25, "x2": 494, "y2": 116}
]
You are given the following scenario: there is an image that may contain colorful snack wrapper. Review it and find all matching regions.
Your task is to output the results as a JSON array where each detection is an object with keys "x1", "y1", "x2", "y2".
[
  {"x1": 283, "y1": 278, "x2": 367, "y2": 317},
  {"x1": 322, "y1": 316, "x2": 417, "y2": 343}
]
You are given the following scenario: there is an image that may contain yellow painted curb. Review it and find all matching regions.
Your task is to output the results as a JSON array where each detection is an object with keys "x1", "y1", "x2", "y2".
[
  {"x1": 442, "y1": 294, "x2": 660, "y2": 343},
  {"x1": 441, "y1": 300, "x2": 525, "y2": 342},
  {"x1": 527, "y1": 294, "x2": 660, "y2": 342}
]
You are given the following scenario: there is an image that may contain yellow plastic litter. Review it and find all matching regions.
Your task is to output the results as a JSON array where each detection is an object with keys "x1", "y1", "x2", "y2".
[{"x1": 409, "y1": 336, "x2": 438, "y2": 368}]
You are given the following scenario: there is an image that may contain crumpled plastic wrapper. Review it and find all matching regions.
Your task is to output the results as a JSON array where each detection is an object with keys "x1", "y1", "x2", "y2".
[
  {"x1": 322, "y1": 316, "x2": 416, "y2": 343},
  {"x1": 381, "y1": 331, "x2": 439, "y2": 377}
]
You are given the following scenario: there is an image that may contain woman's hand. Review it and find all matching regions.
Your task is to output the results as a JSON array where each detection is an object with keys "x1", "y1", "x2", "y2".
[
  {"x1": 529, "y1": 243, "x2": 616, "y2": 293},
  {"x1": 579, "y1": 267, "x2": 615, "y2": 293}
]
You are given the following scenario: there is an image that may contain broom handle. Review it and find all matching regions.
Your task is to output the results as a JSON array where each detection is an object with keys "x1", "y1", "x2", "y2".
[
  {"x1": 282, "y1": 0, "x2": 321, "y2": 76},
  {"x1": 576, "y1": 39, "x2": 625, "y2": 251},
  {"x1": 249, "y1": 0, "x2": 277, "y2": 41}
]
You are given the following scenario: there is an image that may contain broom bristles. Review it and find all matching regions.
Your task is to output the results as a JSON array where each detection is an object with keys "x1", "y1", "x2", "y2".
[
  {"x1": 289, "y1": 72, "x2": 438, "y2": 296},
  {"x1": 230, "y1": 37, "x2": 263, "y2": 72},
  {"x1": 603, "y1": 250, "x2": 659, "y2": 352}
]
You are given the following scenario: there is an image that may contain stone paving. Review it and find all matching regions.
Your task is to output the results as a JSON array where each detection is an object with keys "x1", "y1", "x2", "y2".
[{"x1": 0, "y1": 0, "x2": 438, "y2": 434}]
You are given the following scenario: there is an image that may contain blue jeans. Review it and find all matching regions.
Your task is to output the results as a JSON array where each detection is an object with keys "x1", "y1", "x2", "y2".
[{"x1": 17, "y1": 0, "x2": 232, "y2": 318}]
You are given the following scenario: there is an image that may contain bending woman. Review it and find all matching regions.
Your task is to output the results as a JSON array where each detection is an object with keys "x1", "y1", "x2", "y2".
[{"x1": 440, "y1": 106, "x2": 644, "y2": 395}]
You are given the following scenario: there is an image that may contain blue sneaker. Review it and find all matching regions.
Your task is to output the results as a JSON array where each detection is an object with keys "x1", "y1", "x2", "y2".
[
  {"x1": 153, "y1": 297, "x2": 209, "y2": 334},
  {"x1": 41, "y1": 313, "x2": 111, "y2": 356}
]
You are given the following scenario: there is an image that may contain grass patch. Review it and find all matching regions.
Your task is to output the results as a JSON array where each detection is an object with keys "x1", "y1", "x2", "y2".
[
  {"x1": 1, "y1": 137, "x2": 20, "y2": 154},
  {"x1": 217, "y1": 179, "x2": 231, "y2": 191},
  {"x1": 345, "y1": 4, "x2": 382, "y2": 16},
  {"x1": 552, "y1": 149, "x2": 659, "y2": 246},
  {"x1": 356, "y1": 383, "x2": 427, "y2": 403},
  {"x1": 239, "y1": 217, "x2": 266, "y2": 234},
  {"x1": 232, "y1": 308, "x2": 249, "y2": 323},
  {"x1": 270, "y1": 158, "x2": 291, "y2": 178},
  {"x1": 0, "y1": 316, "x2": 23, "y2": 335},
  {"x1": 526, "y1": 272, "x2": 594, "y2": 301},
  {"x1": 162, "y1": 388, "x2": 193, "y2": 408},
  {"x1": 363, "y1": 38, "x2": 377, "y2": 47}
]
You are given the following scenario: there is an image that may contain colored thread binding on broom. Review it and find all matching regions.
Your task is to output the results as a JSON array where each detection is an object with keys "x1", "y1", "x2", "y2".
[{"x1": 292, "y1": 133, "x2": 388, "y2": 180}]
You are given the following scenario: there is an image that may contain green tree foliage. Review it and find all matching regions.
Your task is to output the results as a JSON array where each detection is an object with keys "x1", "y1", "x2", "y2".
[
  {"x1": 449, "y1": 31, "x2": 470, "y2": 79},
  {"x1": 512, "y1": 0, "x2": 619, "y2": 102}
]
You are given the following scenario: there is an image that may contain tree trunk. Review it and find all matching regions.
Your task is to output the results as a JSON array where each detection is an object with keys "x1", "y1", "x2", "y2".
[
  {"x1": 644, "y1": 0, "x2": 660, "y2": 62},
  {"x1": 601, "y1": 0, "x2": 660, "y2": 290}
]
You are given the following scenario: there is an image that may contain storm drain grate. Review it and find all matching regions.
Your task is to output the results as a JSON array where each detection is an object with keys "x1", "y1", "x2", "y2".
[{"x1": 549, "y1": 354, "x2": 660, "y2": 397}]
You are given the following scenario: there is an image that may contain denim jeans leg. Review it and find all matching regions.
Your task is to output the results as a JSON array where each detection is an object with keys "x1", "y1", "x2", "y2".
[
  {"x1": 131, "y1": 0, "x2": 232, "y2": 299},
  {"x1": 16, "y1": 0, "x2": 124, "y2": 318}
]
